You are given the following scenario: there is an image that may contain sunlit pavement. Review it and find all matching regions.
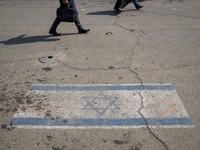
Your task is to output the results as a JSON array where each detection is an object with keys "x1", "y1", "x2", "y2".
[{"x1": 0, "y1": 0, "x2": 200, "y2": 149}]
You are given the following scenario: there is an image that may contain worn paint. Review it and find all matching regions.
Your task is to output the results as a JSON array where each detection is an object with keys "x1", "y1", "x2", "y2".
[{"x1": 11, "y1": 84, "x2": 194, "y2": 128}]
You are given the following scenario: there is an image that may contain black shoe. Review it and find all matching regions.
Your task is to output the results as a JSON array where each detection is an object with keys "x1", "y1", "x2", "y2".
[
  {"x1": 78, "y1": 29, "x2": 90, "y2": 34},
  {"x1": 49, "y1": 30, "x2": 61, "y2": 36},
  {"x1": 136, "y1": 5, "x2": 143, "y2": 10},
  {"x1": 114, "y1": 7, "x2": 121, "y2": 12}
]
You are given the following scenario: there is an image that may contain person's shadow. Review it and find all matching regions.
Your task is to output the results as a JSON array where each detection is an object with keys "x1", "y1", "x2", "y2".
[
  {"x1": 0, "y1": 34, "x2": 60, "y2": 45},
  {"x1": 87, "y1": 10, "x2": 121, "y2": 16}
]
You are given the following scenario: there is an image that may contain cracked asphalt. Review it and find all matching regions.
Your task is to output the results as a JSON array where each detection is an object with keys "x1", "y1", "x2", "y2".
[{"x1": 0, "y1": 0, "x2": 200, "y2": 149}]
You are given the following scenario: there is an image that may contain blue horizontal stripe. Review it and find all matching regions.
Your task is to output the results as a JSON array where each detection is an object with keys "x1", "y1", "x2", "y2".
[
  {"x1": 31, "y1": 84, "x2": 174, "y2": 91},
  {"x1": 11, "y1": 117, "x2": 193, "y2": 127}
]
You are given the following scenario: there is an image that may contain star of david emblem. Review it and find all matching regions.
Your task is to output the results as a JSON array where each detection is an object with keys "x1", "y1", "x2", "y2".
[{"x1": 82, "y1": 93, "x2": 120, "y2": 117}]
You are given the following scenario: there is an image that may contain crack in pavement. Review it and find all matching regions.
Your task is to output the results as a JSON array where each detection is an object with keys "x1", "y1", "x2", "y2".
[
  {"x1": 125, "y1": 25, "x2": 168, "y2": 146},
  {"x1": 57, "y1": 60, "x2": 129, "y2": 71},
  {"x1": 114, "y1": 16, "x2": 146, "y2": 36},
  {"x1": 129, "y1": 62, "x2": 170, "y2": 149},
  {"x1": 135, "y1": 75, "x2": 170, "y2": 150},
  {"x1": 0, "y1": 58, "x2": 36, "y2": 65},
  {"x1": 114, "y1": 16, "x2": 200, "y2": 77},
  {"x1": 115, "y1": 12, "x2": 170, "y2": 148},
  {"x1": 114, "y1": 15, "x2": 146, "y2": 71}
]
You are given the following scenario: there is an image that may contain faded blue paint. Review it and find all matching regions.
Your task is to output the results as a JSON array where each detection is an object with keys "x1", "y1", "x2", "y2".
[
  {"x1": 31, "y1": 84, "x2": 174, "y2": 91},
  {"x1": 82, "y1": 93, "x2": 120, "y2": 117},
  {"x1": 11, "y1": 117, "x2": 193, "y2": 127}
]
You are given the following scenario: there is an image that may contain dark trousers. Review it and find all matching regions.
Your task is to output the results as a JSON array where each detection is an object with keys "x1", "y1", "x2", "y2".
[
  {"x1": 49, "y1": 0, "x2": 83, "y2": 32},
  {"x1": 132, "y1": 0, "x2": 140, "y2": 8},
  {"x1": 114, "y1": 0, "x2": 140, "y2": 9},
  {"x1": 114, "y1": 0, "x2": 122, "y2": 9}
]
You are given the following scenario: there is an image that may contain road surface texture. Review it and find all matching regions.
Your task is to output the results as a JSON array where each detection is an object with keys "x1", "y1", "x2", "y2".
[{"x1": 0, "y1": 0, "x2": 200, "y2": 149}]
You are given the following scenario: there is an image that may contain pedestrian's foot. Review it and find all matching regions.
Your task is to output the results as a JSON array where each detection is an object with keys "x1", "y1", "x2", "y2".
[
  {"x1": 78, "y1": 29, "x2": 90, "y2": 34},
  {"x1": 49, "y1": 30, "x2": 61, "y2": 36},
  {"x1": 114, "y1": 7, "x2": 121, "y2": 12},
  {"x1": 136, "y1": 5, "x2": 143, "y2": 10}
]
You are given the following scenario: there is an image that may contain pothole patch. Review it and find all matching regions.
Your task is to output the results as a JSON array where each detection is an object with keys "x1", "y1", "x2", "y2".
[{"x1": 38, "y1": 55, "x2": 56, "y2": 64}]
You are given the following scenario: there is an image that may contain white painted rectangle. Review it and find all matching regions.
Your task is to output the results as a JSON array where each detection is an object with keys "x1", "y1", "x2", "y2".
[{"x1": 11, "y1": 84, "x2": 193, "y2": 128}]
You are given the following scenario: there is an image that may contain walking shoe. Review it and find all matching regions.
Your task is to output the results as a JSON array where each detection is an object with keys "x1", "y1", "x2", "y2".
[
  {"x1": 114, "y1": 7, "x2": 121, "y2": 12},
  {"x1": 136, "y1": 5, "x2": 143, "y2": 10},
  {"x1": 49, "y1": 30, "x2": 61, "y2": 36},
  {"x1": 78, "y1": 29, "x2": 90, "y2": 34}
]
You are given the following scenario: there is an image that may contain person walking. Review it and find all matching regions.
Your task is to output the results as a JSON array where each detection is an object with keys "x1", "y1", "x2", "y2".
[
  {"x1": 49, "y1": 0, "x2": 90, "y2": 36},
  {"x1": 114, "y1": 0, "x2": 143, "y2": 11}
]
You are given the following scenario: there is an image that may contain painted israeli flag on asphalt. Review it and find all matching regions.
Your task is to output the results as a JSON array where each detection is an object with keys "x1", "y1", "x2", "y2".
[{"x1": 11, "y1": 84, "x2": 193, "y2": 128}]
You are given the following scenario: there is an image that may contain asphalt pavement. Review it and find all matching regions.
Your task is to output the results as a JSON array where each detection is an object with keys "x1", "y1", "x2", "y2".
[{"x1": 0, "y1": 0, "x2": 200, "y2": 149}]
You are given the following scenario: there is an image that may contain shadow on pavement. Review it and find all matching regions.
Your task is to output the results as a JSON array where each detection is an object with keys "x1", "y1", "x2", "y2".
[
  {"x1": 0, "y1": 34, "x2": 61, "y2": 45},
  {"x1": 87, "y1": 10, "x2": 121, "y2": 16}
]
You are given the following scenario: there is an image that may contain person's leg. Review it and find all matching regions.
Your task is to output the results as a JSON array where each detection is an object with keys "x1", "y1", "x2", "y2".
[
  {"x1": 132, "y1": 0, "x2": 143, "y2": 9},
  {"x1": 69, "y1": 0, "x2": 90, "y2": 33},
  {"x1": 49, "y1": 17, "x2": 62, "y2": 36},
  {"x1": 114, "y1": 0, "x2": 122, "y2": 11}
]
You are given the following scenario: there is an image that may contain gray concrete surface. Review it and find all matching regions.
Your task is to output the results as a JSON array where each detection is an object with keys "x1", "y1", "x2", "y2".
[{"x1": 0, "y1": 0, "x2": 200, "y2": 149}]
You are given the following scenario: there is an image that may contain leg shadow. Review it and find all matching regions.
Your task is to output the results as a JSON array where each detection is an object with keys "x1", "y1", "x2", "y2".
[{"x1": 0, "y1": 34, "x2": 60, "y2": 45}]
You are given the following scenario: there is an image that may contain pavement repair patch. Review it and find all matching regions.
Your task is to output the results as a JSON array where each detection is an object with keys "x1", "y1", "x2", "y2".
[{"x1": 11, "y1": 84, "x2": 194, "y2": 128}]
